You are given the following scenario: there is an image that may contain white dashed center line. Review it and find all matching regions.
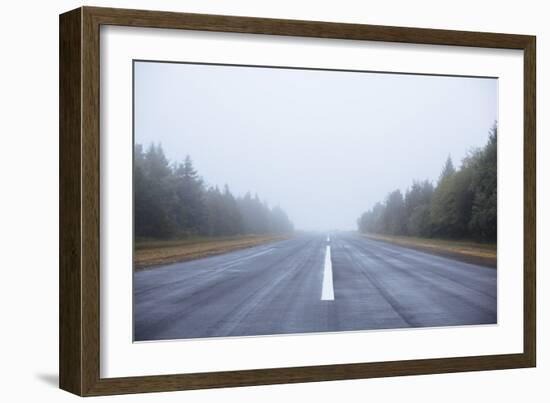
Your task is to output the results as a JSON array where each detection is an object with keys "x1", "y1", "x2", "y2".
[{"x1": 321, "y1": 234, "x2": 334, "y2": 301}]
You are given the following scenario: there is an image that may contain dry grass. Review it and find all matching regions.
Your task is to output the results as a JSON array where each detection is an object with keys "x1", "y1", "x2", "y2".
[
  {"x1": 134, "y1": 234, "x2": 289, "y2": 269},
  {"x1": 363, "y1": 233, "x2": 497, "y2": 268}
]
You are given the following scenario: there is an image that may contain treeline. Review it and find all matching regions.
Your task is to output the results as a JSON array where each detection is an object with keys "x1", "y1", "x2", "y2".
[
  {"x1": 135, "y1": 143, "x2": 294, "y2": 239},
  {"x1": 357, "y1": 123, "x2": 497, "y2": 242}
]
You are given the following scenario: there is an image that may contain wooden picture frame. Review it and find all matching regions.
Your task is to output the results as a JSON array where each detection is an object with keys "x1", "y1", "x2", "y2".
[{"x1": 59, "y1": 6, "x2": 536, "y2": 396}]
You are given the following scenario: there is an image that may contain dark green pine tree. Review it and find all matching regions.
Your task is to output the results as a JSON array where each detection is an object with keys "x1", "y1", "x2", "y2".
[
  {"x1": 438, "y1": 155, "x2": 456, "y2": 184},
  {"x1": 172, "y1": 155, "x2": 206, "y2": 236},
  {"x1": 468, "y1": 123, "x2": 497, "y2": 241},
  {"x1": 135, "y1": 143, "x2": 177, "y2": 238}
]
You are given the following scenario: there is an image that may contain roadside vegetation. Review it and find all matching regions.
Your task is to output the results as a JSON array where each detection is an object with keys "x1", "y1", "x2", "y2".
[
  {"x1": 364, "y1": 233, "x2": 496, "y2": 268},
  {"x1": 135, "y1": 234, "x2": 288, "y2": 269},
  {"x1": 357, "y1": 123, "x2": 497, "y2": 263},
  {"x1": 134, "y1": 143, "x2": 293, "y2": 267}
]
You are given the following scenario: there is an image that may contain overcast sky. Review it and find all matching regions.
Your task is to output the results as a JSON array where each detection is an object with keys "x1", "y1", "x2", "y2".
[{"x1": 134, "y1": 61, "x2": 497, "y2": 231}]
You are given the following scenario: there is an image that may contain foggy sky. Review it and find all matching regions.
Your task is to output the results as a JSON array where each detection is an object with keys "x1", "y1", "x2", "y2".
[{"x1": 134, "y1": 61, "x2": 497, "y2": 231}]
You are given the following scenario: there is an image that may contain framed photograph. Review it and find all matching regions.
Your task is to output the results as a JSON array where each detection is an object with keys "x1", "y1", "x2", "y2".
[{"x1": 59, "y1": 6, "x2": 536, "y2": 396}]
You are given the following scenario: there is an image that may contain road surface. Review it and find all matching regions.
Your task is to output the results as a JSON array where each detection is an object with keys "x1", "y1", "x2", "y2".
[{"x1": 134, "y1": 232, "x2": 496, "y2": 341}]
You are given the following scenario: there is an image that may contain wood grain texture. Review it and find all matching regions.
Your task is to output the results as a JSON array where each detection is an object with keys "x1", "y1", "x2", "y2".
[
  {"x1": 81, "y1": 6, "x2": 102, "y2": 396},
  {"x1": 59, "y1": 8, "x2": 82, "y2": 396},
  {"x1": 59, "y1": 6, "x2": 537, "y2": 396},
  {"x1": 523, "y1": 38, "x2": 536, "y2": 367},
  {"x1": 86, "y1": 6, "x2": 532, "y2": 49}
]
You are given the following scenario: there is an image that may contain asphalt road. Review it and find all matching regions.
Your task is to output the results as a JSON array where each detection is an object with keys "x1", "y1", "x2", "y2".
[{"x1": 134, "y1": 232, "x2": 497, "y2": 341}]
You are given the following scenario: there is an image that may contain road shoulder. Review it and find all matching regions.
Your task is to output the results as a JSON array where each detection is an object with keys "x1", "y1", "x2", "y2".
[
  {"x1": 135, "y1": 234, "x2": 291, "y2": 270},
  {"x1": 361, "y1": 233, "x2": 497, "y2": 269}
]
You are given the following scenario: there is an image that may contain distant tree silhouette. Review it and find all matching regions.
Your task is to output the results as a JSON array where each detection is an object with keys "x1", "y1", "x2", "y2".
[
  {"x1": 382, "y1": 190, "x2": 406, "y2": 235},
  {"x1": 405, "y1": 180, "x2": 434, "y2": 237},
  {"x1": 438, "y1": 155, "x2": 456, "y2": 183},
  {"x1": 357, "y1": 122, "x2": 497, "y2": 242},
  {"x1": 134, "y1": 143, "x2": 294, "y2": 239}
]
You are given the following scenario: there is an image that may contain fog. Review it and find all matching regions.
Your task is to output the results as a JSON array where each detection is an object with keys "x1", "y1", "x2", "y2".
[{"x1": 134, "y1": 61, "x2": 497, "y2": 231}]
